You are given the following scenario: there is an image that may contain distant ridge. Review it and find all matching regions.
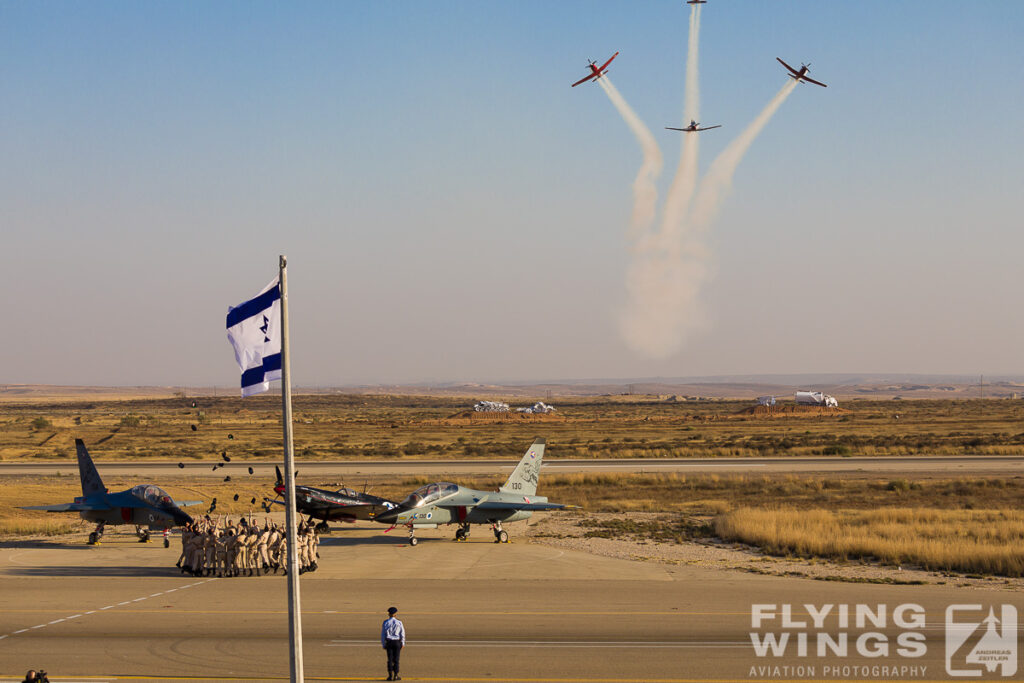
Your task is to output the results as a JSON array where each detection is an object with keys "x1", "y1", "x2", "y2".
[{"x1": 4, "y1": 374, "x2": 1023, "y2": 402}]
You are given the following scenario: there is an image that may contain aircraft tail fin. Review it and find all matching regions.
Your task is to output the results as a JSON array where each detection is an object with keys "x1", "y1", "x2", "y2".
[
  {"x1": 76, "y1": 439, "x2": 105, "y2": 497},
  {"x1": 500, "y1": 438, "x2": 545, "y2": 496}
]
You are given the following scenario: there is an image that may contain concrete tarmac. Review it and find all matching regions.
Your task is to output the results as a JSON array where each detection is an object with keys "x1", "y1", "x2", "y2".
[
  {"x1": 3, "y1": 455, "x2": 1023, "y2": 478},
  {"x1": 1, "y1": 525, "x2": 1022, "y2": 682}
]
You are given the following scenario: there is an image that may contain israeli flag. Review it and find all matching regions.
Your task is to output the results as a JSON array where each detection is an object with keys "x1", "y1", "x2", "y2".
[{"x1": 226, "y1": 277, "x2": 282, "y2": 397}]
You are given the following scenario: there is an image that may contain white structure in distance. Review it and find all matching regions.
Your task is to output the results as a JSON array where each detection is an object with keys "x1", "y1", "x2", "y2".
[{"x1": 795, "y1": 391, "x2": 839, "y2": 407}]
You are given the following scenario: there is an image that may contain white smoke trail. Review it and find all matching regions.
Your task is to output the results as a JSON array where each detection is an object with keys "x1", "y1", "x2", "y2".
[
  {"x1": 688, "y1": 79, "x2": 798, "y2": 232},
  {"x1": 619, "y1": 2, "x2": 704, "y2": 359},
  {"x1": 597, "y1": 76, "x2": 663, "y2": 238},
  {"x1": 659, "y1": 2, "x2": 702, "y2": 243}
]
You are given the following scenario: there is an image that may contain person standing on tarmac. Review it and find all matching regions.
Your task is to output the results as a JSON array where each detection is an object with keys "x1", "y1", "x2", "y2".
[{"x1": 381, "y1": 606, "x2": 405, "y2": 681}]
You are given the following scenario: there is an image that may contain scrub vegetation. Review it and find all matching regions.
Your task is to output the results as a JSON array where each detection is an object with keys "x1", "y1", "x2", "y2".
[
  {"x1": 3, "y1": 393, "x2": 1024, "y2": 576},
  {"x1": 1, "y1": 394, "x2": 1024, "y2": 462}
]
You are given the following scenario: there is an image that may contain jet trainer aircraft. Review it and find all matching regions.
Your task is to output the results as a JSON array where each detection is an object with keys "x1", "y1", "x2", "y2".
[
  {"x1": 374, "y1": 438, "x2": 569, "y2": 545},
  {"x1": 21, "y1": 439, "x2": 200, "y2": 546},
  {"x1": 264, "y1": 466, "x2": 396, "y2": 532},
  {"x1": 776, "y1": 57, "x2": 828, "y2": 87},
  {"x1": 571, "y1": 52, "x2": 619, "y2": 87},
  {"x1": 666, "y1": 120, "x2": 722, "y2": 132}
]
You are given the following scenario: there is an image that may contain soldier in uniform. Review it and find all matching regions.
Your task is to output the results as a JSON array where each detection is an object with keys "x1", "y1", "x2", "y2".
[{"x1": 256, "y1": 520, "x2": 272, "y2": 574}]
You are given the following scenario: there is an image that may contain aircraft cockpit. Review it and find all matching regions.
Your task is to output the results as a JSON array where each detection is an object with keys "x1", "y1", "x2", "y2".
[
  {"x1": 401, "y1": 482, "x2": 458, "y2": 508},
  {"x1": 131, "y1": 484, "x2": 176, "y2": 509}
]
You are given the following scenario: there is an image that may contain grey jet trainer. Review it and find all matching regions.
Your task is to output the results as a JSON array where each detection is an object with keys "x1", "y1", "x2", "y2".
[
  {"x1": 374, "y1": 438, "x2": 569, "y2": 545},
  {"x1": 21, "y1": 439, "x2": 201, "y2": 546}
]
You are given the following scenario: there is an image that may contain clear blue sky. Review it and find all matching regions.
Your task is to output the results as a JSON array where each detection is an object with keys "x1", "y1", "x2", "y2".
[{"x1": 2, "y1": 1, "x2": 1022, "y2": 386}]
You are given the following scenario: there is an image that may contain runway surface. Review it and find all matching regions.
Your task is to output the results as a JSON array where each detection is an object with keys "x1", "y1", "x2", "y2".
[
  {"x1": 3, "y1": 455, "x2": 1024, "y2": 478},
  {"x1": 1, "y1": 525, "x2": 1022, "y2": 682}
]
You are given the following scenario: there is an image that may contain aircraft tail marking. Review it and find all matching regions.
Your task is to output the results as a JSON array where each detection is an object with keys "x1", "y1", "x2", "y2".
[
  {"x1": 75, "y1": 439, "x2": 105, "y2": 497},
  {"x1": 500, "y1": 438, "x2": 545, "y2": 497}
]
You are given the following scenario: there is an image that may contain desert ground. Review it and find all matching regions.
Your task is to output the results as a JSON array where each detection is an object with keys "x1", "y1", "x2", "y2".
[{"x1": 2, "y1": 392, "x2": 1024, "y2": 681}]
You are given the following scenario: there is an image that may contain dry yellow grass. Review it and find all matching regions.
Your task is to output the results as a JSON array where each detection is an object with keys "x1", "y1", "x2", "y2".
[{"x1": 716, "y1": 507, "x2": 1024, "y2": 576}]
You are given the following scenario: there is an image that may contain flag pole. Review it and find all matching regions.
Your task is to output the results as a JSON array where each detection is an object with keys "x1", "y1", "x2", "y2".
[{"x1": 279, "y1": 254, "x2": 304, "y2": 682}]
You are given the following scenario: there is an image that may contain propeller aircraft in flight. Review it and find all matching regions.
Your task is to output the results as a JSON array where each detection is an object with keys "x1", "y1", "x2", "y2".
[
  {"x1": 571, "y1": 52, "x2": 619, "y2": 87},
  {"x1": 666, "y1": 120, "x2": 722, "y2": 132},
  {"x1": 776, "y1": 57, "x2": 828, "y2": 87}
]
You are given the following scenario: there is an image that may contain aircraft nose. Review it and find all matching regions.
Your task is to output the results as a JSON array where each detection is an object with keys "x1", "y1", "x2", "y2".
[
  {"x1": 174, "y1": 510, "x2": 194, "y2": 527},
  {"x1": 375, "y1": 508, "x2": 402, "y2": 524}
]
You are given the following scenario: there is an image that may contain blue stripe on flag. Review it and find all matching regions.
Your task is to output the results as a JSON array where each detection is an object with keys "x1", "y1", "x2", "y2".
[
  {"x1": 240, "y1": 365, "x2": 266, "y2": 389},
  {"x1": 226, "y1": 286, "x2": 280, "y2": 328},
  {"x1": 263, "y1": 352, "x2": 281, "y2": 373}
]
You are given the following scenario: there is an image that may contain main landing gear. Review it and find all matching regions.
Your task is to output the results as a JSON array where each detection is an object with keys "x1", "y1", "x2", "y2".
[
  {"x1": 162, "y1": 528, "x2": 170, "y2": 548},
  {"x1": 315, "y1": 521, "x2": 330, "y2": 534},
  {"x1": 135, "y1": 525, "x2": 151, "y2": 543},
  {"x1": 492, "y1": 521, "x2": 509, "y2": 544},
  {"x1": 88, "y1": 521, "x2": 106, "y2": 545},
  {"x1": 454, "y1": 523, "x2": 471, "y2": 542}
]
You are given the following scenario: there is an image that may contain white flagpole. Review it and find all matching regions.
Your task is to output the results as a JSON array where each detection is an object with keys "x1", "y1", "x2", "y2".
[{"x1": 279, "y1": 254, "x2": 304, "y2": 682}]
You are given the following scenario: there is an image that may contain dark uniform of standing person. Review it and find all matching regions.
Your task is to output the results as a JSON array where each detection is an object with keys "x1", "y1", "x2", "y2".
[{"x1": 381, "y1": 606, "x2": 405, "y2": 681}]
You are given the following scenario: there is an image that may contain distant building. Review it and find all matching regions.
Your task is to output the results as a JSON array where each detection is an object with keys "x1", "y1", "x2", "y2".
[
  {"x1": 795, "y1": 391, "x2": 838, "y2": 407},
  {"x1": 473, "y1": 400, "x2": 509, "y2": 413},
  {"x1": 756, "y1": 395, "x2": 776, "y2": 407},
  {"x1": 516, "y1": 401, "x2": 556, "y2": 414}
]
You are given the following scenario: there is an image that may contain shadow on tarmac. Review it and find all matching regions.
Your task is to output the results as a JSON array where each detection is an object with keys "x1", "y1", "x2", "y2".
[{"x1": 8, "y1": 565, "x2": 185, "y2": 577}]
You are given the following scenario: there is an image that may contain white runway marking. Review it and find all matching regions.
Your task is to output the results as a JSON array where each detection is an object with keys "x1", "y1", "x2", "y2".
[
  {"x1": 0, "y1": 577, "x2": 217, "y2": 642},
  {"x1": 326, "y1": 639, "x2": 748, "y2": 648}
]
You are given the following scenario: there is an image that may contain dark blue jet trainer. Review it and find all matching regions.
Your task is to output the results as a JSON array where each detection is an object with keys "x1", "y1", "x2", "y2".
[{"x1": 21, "y1": 439, "x2": 201, "y2": 547}]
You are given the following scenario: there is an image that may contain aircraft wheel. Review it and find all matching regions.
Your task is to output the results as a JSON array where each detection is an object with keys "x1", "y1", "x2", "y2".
[
  {"x1": 409, "y1": 537, "x2": 418, "y2": 547},
  {"x1": 315, "y1": 522, "x2": 330, "y2": 534},
  {"x1": 498, "y1": 530, "x2": 509, "y2": 544},
  {"x1": 164, "y1": 538, "x2": 170, "y2": 548},
  {"x1": 454, "y1": 529, "x2": 465, "y2": 541},
  {"x1": 88, "y1": 532, "x2": 98, "y2": 545}
]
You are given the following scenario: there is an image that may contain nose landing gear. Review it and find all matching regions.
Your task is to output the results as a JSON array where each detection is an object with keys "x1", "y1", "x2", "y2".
[{"x1": 88, "y1": 522, "x2": 106, "y2": 545}]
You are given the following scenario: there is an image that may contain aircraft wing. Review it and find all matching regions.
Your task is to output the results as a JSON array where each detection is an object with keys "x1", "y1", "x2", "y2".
[
  {"x1": 697, "y1": 125, "x2": 722, "y2": 131},
  {"x1": 801, "y1": 75, "x2": 827, "y2": 88},
  {"x1": 571, "y1": 73, "x2": 596, "y2": 88},
  {"x1": 598, "y1": 52, "x2": 619, "y2": 72},
  {"x1": 20, "y1": 502, "x2": 111, "y2": 512},
  {"x1": 174, "y1": 500, "x2": 204, "y2": 508},
  {"x1": 472, "y1": 501, "x2": 568, "y2": 511},
  {"x1": 665, "y1": 127, "x2": 686, "y2": 131},
  {"x1": 776, "y1": 57, "x2": 799, "y2": 76}
]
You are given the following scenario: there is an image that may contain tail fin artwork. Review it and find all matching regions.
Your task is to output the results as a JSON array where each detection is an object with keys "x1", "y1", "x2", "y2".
[
  {"x1": 75, "y1": 439, "x2": 105, "y2": 497},
  {"x1": 500, "y1": 438, "x2": 545, "y2": 497}
]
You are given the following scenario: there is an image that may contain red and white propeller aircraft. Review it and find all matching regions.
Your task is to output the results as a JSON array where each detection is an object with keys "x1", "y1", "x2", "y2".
[
  {"x1": 666, "y1": 120, "x2": 721, "y2": 133},
  {"x1": 776, "y1": 57, "x2": 827, "y2": 88},
  {"x1": 571, "y1": 52, "x2": 619, "y2": 87}
]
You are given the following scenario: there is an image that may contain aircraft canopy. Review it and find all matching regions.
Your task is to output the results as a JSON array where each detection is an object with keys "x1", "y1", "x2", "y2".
[
  {"x1": 131, "y1": 484, "x2": 175, "y2": 508},
  {"x1": 402, "y1": 482, "x2": 458, "y2": 508}
]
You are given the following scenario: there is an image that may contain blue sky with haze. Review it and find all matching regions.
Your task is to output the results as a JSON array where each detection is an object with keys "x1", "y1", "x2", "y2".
[{"x1": 2, "y1": 1, "x2": 1021, "y2": 386}]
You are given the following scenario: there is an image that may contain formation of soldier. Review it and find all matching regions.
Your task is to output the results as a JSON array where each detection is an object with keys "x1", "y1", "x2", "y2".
[{"x1": 176, "y1": 516, "x2": 320, "y2": 577}]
